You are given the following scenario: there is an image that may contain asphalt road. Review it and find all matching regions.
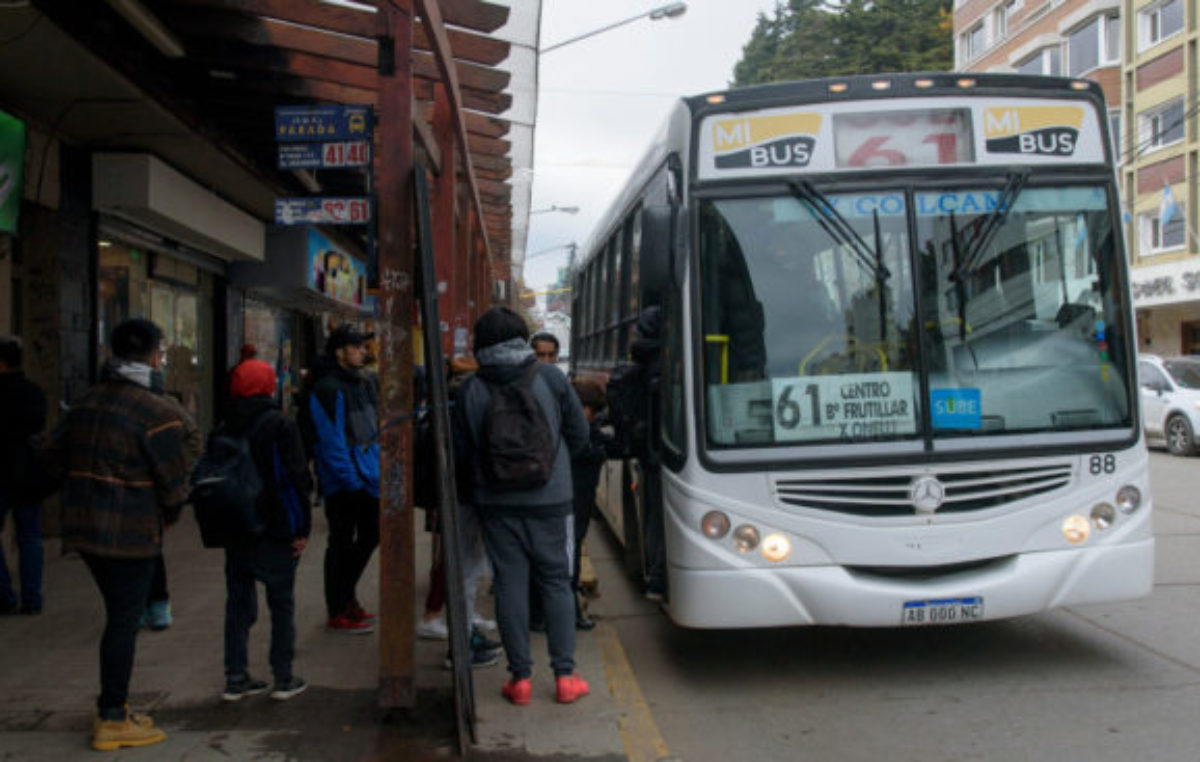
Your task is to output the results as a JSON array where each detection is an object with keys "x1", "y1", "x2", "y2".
[{"x1": 589, "y1": 450, "x2": 1200, "y2": 762}]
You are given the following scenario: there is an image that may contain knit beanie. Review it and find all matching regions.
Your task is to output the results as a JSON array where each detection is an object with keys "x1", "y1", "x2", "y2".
[{"x1": 229, "y1": 359, "x2": 277, "y2": 399}]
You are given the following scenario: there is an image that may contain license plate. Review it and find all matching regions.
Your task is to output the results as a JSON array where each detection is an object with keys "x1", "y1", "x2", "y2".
[{"x1": 901, "y1": 597, "x2": 984, "y2": 626}]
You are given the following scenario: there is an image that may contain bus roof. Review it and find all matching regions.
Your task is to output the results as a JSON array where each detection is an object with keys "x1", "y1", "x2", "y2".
[{"x1": 686, "y1": 72, "x2": 1104, "y2": 113}]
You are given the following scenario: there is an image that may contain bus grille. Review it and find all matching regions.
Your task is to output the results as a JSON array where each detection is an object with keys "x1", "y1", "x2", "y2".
[{"x1": 773, "y1": 463, "x2": 1073, "y2": 517}]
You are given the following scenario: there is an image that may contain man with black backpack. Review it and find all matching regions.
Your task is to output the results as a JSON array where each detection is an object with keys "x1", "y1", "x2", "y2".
[
  {"x1": 452, "y1": 307, "x2": 591, "y2": 706},
  {"x1": 217, "y1": 359, "x2": 311, "y2": 702}
]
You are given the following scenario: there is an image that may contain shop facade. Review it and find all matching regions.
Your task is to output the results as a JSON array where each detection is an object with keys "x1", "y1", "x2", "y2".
[
  {"x1": 1130, "y1": 256, "x2": 1200, "y2": 356},
  {"x1": 91, "y1": 153, "x2": 265, "y2": 431},
  {"x1": 231, "y1": 225, "x2": 372, "y2": 412}
]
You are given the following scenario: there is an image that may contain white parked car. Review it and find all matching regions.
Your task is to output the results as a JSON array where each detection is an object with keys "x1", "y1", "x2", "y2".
[{"x1": 1138, "y1": 354, "x2": 1200, "y2": 456}]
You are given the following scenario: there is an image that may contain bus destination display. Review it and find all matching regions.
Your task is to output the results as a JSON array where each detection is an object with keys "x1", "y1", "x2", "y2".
[
  {"x1": 699, "y1": 97, "x2": 1105, "y2": 179},
  {"x1": 771, "y1": 372, "x2": 917, "y2": 442}
]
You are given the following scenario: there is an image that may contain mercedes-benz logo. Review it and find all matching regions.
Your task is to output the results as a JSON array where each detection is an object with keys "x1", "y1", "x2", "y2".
[{"x1": 910, "y1": 475, "x2": 946, "y2": 515}]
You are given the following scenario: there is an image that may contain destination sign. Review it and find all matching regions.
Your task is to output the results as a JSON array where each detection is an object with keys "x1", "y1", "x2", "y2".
[
  {"x1": 274, "y1": 105, "x2": 371, "y2": 142},
  {"x1": 697, "y1": 97, "x2": 1105, "y2": 180},
  {"x1": 771, "y1": 372, "x2": 917, "y2": 442},
  {"x1": 278, "y1": 141, "x2": 371, "y2": 170},
  {"x1": 274, "y1": 197, "x2": 372, "y2": 226}
]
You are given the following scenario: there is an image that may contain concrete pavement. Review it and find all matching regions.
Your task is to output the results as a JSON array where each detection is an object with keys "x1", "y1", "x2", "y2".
[{"x1": 0, "y1": 504, "x2": 633, "y2": 760}]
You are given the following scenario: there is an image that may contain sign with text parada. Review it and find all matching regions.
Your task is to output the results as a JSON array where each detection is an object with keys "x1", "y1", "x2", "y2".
[{"x1": 274, "y1": 105, "x2": 372, "y2": 142}]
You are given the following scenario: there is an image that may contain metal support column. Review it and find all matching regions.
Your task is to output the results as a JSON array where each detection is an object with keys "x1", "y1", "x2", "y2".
[{"x1": 375, "y1": 0, "x2": 416, "y2": 710}]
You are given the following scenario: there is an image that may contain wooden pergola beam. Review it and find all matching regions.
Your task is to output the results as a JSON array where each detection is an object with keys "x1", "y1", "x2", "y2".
[
  {"x1": 357, "y1": 0, "x2": 510, "y2": 33},
  {"x1": 183, "y1": 39, "x2": 509, "y2": 96},
  {"x1": 413, "y1": 0, "x2": 491, "y2": 259},
  {"x1": 167, "y1": 5, "x2": 509, "y2": 67},
  {"x1": 172, "y1": 0, "x2": 380, "y2": 38}
]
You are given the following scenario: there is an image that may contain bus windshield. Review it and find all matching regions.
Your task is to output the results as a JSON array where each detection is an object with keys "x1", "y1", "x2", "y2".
[{"x1": 698, "y1": 184, "x2": 1133, "y2": 449}]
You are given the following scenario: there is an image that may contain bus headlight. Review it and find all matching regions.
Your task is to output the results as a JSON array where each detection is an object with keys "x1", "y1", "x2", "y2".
[
  {"x1": 1090, "y1": 503, "x2": 1117, "y2": 530},
  {"x1": 732, "y1": 524, "x2": 760, "y2": 553},
  {"x1": 761, "y1": 533, "x2": 792, "y2": 563},
  {"x1": 1062, "y1": 515, "x2": 1090, "y2": 544},
  {"x1": 701, "y1": 511, "x2": 730, "y2": 539},
  {"x1": 1115, "y1": 485, "x2": 1141, "y2": 514}
]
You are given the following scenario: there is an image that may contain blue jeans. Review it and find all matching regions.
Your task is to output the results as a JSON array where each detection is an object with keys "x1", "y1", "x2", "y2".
[
  {"x1": 0, "y1": 491, "x2": 43, "y2": 611},
  {"x1": 225, "y1": 539, "x2": 298, "y2": 683}
]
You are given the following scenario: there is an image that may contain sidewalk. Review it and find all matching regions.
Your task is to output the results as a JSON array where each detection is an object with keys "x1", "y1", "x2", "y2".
[{"x1": 0, "y1": 506, "x2": 630, "y2": 760}]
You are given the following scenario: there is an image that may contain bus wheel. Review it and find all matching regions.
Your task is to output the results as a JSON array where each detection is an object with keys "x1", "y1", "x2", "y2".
[
  {"x1": 622, "y1": 465, "x2": 645, "y2": 580},
  {"x1": 1167, "y1": 414, "x2": 1196, "y2": 456}
]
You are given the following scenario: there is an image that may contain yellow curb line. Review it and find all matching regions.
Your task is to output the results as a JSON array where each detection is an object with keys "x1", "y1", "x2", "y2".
[{"x1": 596, "y1": 622, "x2": 671, "y2": 762}]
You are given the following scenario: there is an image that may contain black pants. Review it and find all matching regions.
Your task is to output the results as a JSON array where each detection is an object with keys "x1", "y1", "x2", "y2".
[
  {"x1": 570, "y1": 491, "x2": 593, "y2": 600},
  {"x1": 81, "y1": 553, "x2": 157, "y2": 719},
  {"x1": 641, "y1": 463, "x2": 666, "y2": 593},
  {"x1": 324, "y1": 490, "x2": 379, "y2": 618},
  {"x1": 225, "y1": 539, "x2": 298, "y2": 683}
]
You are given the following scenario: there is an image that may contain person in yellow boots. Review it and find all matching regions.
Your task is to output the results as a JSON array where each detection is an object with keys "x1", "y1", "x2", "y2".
[{"x1": 43, "y1": 319, "x2": 190, "y2": 751}]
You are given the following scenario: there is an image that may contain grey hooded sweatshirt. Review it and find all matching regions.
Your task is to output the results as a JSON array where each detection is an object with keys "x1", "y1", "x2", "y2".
[{"x1": 452, "y1": 338, "x2": 589, "y2": 517}]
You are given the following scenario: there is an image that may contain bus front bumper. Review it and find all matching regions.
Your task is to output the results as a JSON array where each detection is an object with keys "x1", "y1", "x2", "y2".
[{"x1": 663, "y1": 538, "x2": 1154, "y2": 629}]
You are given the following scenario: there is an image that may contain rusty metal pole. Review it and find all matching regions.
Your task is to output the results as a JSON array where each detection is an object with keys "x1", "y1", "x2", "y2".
[
  {"x1": 375, "y1": 0, "x2": 416, "y2": 710},
  {"x1": 454, "y1": 182, "x2": 471, "y2": 340},
  {"x1": 432, "y1": 83, "x2": 457, "y2": 359}
]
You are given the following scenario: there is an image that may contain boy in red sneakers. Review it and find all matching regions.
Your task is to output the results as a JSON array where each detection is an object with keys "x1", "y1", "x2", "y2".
[{"x1": 452, "y1": 308, "x2": 591, "y2": 704}]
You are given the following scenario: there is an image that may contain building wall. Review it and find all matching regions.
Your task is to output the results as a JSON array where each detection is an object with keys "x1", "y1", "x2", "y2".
[
  {"x1": 1124, "y1": 0, "x2": 1196, "y2": 356},
  {"x1": 957, "y1": 0, "x2": 1121, "y2": 100}
]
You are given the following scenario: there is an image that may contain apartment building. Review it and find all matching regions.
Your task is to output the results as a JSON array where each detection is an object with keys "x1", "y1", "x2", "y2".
[
  {"x1": 954, "y1": 0, "x2": 1122, "y2": 129},
  {"x1": 1121, "y1": 0, "x2": 1195, "y2": 354},
  {"x1": 955, "y1": 0, "x2": 1198, "y2": 355}
]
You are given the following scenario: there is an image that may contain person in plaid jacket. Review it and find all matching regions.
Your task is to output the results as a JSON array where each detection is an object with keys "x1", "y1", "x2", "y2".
[{"x1": 43, "y1": 318, "x2": 190, "y2": 752}]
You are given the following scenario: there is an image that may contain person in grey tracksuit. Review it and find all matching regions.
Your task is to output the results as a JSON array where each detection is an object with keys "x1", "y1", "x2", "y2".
[{"x1": 452, "y1": 307, "x2": 590, "y2": 687}]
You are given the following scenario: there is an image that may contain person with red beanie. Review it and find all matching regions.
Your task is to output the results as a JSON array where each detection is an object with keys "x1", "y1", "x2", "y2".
[{"x1": 219, "y1": 359, "x2": 312, "y2": 702}]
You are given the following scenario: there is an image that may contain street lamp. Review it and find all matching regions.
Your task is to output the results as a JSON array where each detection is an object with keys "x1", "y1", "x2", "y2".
[
  {"x1": 525, "y1": 241, "x2": 578, "y2": 260},
  {"x1": 530, "y1": 205, "x2": 580, "y2": 215},
  {"x1": 540, "y1": 2, "x2": 688, "y2": 54}
]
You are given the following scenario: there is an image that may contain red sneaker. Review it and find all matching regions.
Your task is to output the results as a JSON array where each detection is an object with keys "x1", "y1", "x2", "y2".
[
  {"x1": 555, "y1": 674, "x2": 589, "y2": 704},
  {"x1": 327, "y1": 614, "x2": 374, "y2": 634},
  {"x1": 501, "y1": 677, "x2": 532, "y2": 706},
  {"x1": 346, "y1": 604, "x2": 376, "y2": 622}
]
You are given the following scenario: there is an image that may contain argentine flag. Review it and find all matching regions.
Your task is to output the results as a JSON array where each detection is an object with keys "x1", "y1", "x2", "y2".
[{"x1": 1160, "y1": 181, "x2": 1180, "y2": 228}]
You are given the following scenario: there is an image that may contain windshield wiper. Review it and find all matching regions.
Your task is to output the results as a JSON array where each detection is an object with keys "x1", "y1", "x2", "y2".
[
  {"x1": 788, "y1": 179, "x2": 890, "y2": 282},
  {"x1": 948, "y1": 210, "x2": 969, "y2": 344},
  {"x1": 949, "y1": 169, "x2": 1030, "y2": 282}
]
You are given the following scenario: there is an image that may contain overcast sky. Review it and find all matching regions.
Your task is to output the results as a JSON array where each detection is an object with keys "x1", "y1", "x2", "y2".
[{"x1": 522, "y1": 0, "x2": 779, "y2": 293}]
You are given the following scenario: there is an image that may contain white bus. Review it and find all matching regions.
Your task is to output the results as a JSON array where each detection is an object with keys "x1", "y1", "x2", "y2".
[{"x1": 570, "y1": 73, "x2": 1151, "y2": 628}]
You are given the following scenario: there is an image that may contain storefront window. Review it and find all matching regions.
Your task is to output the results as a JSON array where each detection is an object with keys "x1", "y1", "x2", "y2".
[
  {"x1": 97, "y1": 238, "x2": 211, "y2": 428},
  {"x1": 244, "y1": 297, "x2": 297, "y2": 411}
]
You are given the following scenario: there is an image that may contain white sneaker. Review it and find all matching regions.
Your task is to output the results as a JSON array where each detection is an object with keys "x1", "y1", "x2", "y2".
[
  {"x1": 416, "y1": 615, "x2": 448, "y2": 640},
  {"x1": 472, "y1": 614, "x2": 497, "y2": 632}
]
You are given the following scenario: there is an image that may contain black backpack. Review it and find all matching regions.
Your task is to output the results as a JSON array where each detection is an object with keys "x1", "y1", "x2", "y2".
[
  {"x1": 481, "y1": 363, "x2": 558, "y2": 491},
  {"x1": 190, "y1": 412, "x2": 274, "y2": 548}
]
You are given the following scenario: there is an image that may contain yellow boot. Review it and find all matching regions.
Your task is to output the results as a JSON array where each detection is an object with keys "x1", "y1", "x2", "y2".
[
  {"x1": 91, "y1": 712, "x2": 166, "y2": 752},
  {"x1": 91, "y1": 706, "x2": 154, "y2": 736}
]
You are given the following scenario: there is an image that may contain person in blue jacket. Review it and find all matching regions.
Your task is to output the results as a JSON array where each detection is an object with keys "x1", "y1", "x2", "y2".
[{"x1": 309, "y1": 324, "x2": 379, "y2": 633}]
